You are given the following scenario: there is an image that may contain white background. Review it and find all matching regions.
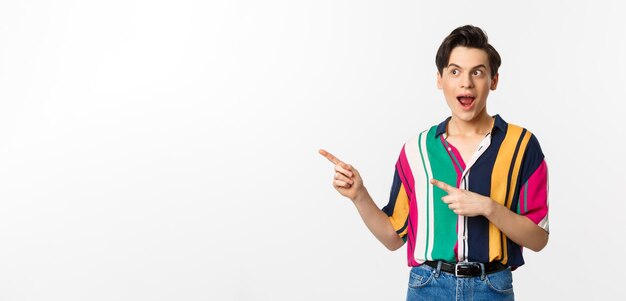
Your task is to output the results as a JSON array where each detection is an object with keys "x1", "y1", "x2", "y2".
[{"x1": 0, "y1": 1, "x2": 624, "y2": 300}]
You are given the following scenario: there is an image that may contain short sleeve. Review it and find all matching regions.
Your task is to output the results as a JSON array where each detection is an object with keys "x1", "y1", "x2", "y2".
[
  {"x1": 517, "y1": 134, "x2": 549, "y2": 233},
  {"x1": 381, "y1": 167, "x2": 410, "y2": 240}
]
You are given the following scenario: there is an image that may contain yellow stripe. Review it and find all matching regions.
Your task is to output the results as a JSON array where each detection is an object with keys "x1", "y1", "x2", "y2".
[
  {"x1": 500, "y1": 130, "x2": 532, "y2": 264},
  {"x1": 489, "y1": 125, "x2": 524, "y2": 262},
  {"x1": 389, "y1": 183, "x2": 410, "y2": 237}
]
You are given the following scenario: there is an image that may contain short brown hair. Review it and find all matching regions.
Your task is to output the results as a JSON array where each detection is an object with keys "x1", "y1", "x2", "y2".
[{"x1": 436, "y1": 25, "x2": 501, "y2": 77}]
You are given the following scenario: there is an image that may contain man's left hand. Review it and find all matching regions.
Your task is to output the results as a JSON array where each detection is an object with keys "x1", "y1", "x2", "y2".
[{"x1": 430, "y1": 178, "x2": 495, "y2": 217}]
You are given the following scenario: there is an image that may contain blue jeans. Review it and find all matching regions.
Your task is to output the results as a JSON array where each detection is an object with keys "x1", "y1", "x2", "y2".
[{"x1": 406, "y1": 263, "x2": 514, "y2": 301}]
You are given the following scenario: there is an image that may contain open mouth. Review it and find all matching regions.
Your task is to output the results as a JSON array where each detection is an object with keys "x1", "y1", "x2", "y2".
[{"x1": 456, "y1": 95, "x2": 475, "y2": 108}]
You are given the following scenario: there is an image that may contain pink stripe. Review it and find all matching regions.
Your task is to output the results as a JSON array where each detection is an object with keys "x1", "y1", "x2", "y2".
[
  {"x1": 440, "y1": 136, "x2": 465, "y2": 187},
  {"x1": 397, "y1": 145, "x2": 419, "y2": 266},
  {"x1": 397, "y1": 145, "x2": 415, "y2": 193},
  {"x1": 454, "y1": 235, "x2": 459, "y2": 259},
  {"x1": 523, "y1": 160, "x2": 548, "y2": 224},
  {"x1": 441, "y1": 136, "x2": 463, "y2": 260}
]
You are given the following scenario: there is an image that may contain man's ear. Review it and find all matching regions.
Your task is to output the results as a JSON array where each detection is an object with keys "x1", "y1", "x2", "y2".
[
  {"x1": 490, "y1": 73, "x2": 499, "y2": 90},
  {"x1": 437, "y1": 71, "x2": 443, "y2": 89}
]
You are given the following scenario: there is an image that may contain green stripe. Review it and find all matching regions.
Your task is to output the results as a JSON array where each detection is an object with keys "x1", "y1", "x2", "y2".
[
  {"x1": 516, "y1": 188, "x2": 521, "y2": 214},
  {"x1": 523, "y1": 181, "x2": 529, "y2": 214},
  {"x1": 417, "y1": 131, "x2": 431, "y2": 260},
  {"x1": 426, "y1": 127, "x2": 458, "y2": 262}
]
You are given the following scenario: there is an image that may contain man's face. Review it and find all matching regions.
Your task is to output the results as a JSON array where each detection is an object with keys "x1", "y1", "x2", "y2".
[{"x1": 437, "y1": 46, "x2": 499, "y2": 123}]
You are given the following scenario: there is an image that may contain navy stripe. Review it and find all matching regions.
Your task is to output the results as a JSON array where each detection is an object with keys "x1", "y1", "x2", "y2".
[
  {"x1": 518, "y1": 134, "x2": 545, "y2": 186},
  {"x1": 506, "y1": 239, "x2": 525, "y2": 267},
  {"x1": 382, "y1": 169, "x2": 402, "y2": 216},
  {"x1": 397, "y1": 219, "x2": 409, "y2": 235},
  {"x1": 467, "y1": 123, "x2": 507, "y2": 263}
]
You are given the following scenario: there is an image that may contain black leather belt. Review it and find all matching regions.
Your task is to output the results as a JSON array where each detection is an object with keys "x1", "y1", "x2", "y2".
[{"x1": 424, "y1": 261, "x2": 508, "y2": 277}]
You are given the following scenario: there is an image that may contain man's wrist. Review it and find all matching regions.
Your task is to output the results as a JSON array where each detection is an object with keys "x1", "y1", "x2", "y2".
[
  {"x1": 351, "y1": 187, "x2": 369, "y2": 205},
  {"x1": 483, "y1": 196, "x2": 498, "y2": 218}
]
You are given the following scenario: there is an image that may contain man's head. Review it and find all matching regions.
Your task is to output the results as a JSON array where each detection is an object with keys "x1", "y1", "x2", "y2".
[
  {"x1": 435, "y1": 25, "x2": 501, "y2": 123},
  {"x1": 436, "y1": 25, "x2": 501, "y2": 78}
]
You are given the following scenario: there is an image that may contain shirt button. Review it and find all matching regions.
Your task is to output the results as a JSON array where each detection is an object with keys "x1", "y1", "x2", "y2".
[{"x1": 447, "y1": 147, "x2": 452, "y2": 151}]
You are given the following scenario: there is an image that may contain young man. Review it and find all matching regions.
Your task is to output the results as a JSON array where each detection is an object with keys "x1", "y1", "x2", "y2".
[{"x1": 319, "y1": 25, "x2": 549, "y2": 300}]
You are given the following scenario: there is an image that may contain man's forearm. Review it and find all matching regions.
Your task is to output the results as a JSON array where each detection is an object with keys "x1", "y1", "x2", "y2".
[
  {"x1": 485, "y1": 200, "x2": 549, "y2": 252},
  {"x1": 352, "y1": 189, "x2": 404, "y2": 251}
]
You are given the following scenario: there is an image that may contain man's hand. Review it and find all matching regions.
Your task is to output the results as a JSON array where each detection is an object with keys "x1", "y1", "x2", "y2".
[
  {"x1": 319, "y1": 149, "x2": 366, "y2": 202},
  {"x1": 430, "y1": 178, "x2": 494, "y2": 217},
  {"x1": 319, "y1": 148, "x2": 404, "y2": 251}
]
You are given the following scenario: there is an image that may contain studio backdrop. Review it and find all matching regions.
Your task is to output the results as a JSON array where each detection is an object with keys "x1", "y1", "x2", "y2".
[{"x1": 0, "y1": 1, "x2": 624, "y2": 300}]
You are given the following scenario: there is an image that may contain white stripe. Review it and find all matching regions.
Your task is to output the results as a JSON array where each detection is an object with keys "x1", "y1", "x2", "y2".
[
  {"x1": 420, "y1": 131, "x2": 436, "y2": 260},
  {"x1": 404, "y1": 131, "x2": 427, "y2": 262},
  {"x1": 457, "y1": 181, "x2": 466, "y2": 261},
  {"x1": 461, "y1": 133, "x2": 492, "y2": 180}
]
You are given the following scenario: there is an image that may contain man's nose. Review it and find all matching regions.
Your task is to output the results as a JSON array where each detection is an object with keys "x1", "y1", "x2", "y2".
[{"x1": 461, "y1": 74, "x2": 474, "y2": 88}]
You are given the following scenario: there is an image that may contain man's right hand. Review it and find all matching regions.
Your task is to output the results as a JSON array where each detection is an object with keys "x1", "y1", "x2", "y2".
[
  {"x1": 318, "y1": 149, "x2": 366, "y2": 202},
  {"x1": 319, "y1": 149, "x2": 404, "y2": 251}
]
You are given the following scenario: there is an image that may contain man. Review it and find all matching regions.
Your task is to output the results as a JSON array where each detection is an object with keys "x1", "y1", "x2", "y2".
[{"x1": 319, "y1": 25, "x2": 549, "y2": 300}]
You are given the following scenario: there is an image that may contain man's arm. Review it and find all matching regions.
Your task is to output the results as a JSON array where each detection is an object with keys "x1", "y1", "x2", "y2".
[
  {"x1": 431, "y1": 178, "x2": 548, "y2": 252},
  {"x1": 484, "y1": 201, "x2": 548, "y2": 252},
  {"x1": 352, "y1": 189, "x2": 405, "y2": 251},
  {"x1": 319, "y1": 149, "x2": 404, "y2": 251}
]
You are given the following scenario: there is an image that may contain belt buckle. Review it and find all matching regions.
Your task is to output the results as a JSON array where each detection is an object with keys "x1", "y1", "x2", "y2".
[{"x1": 454, "y1": 262, "x2": 479, "y2": 278}]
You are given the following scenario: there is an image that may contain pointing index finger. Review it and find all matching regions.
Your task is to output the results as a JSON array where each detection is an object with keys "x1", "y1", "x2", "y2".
[
  {"x1": 319, "y1": 149, "x2": 341, "y2": 164},
  {"x1": 430, "y1": 178, "x2": 455, "y2": 193},
  {"x1": 318, "y1": 149, "x2": 351, "y2": 170}
]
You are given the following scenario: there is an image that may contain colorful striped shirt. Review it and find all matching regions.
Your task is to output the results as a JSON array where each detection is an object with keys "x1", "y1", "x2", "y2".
[{"x1": 382, "y1": 115, "x2": 549, "y2": 268}]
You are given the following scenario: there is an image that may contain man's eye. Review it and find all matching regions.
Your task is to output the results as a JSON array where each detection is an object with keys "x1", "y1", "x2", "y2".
[
  {"x1": 451, "y1": 69, "x2": 460, "y2": 75},
  {"x1": 473, "y1": 70, "x2": 483, "y2": 76}
]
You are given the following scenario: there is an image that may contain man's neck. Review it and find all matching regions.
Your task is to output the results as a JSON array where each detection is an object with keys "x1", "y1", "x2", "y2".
[{"x1": 447, "y1": 114, "x2": 494, "y2": 137}]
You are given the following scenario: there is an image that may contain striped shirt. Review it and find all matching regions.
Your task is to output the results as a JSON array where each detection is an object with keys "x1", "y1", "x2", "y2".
[{"x1": 382, "y1": 115, "x2": 549, "y2": 268}]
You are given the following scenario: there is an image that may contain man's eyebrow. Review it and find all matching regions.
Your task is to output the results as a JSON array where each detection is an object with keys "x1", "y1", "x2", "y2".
[{"x1": 446, "y1": 63, "x2": 488, "y2": 70}]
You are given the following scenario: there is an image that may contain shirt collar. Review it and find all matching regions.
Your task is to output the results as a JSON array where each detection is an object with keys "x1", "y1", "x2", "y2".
[{"x1": 435, "y1": 114, "x2": 507, "y2": 138}]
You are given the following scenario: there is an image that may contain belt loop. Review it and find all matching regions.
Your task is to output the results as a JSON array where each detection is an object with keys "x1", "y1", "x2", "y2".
[
  {"x1": 434, "y1": 261, "x2": 442, "y2": 278},
  {"x1": 479, "y1": 262, "x2": 486, "y2": 280}
]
